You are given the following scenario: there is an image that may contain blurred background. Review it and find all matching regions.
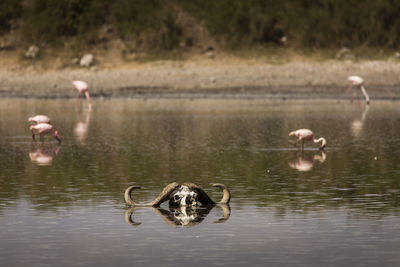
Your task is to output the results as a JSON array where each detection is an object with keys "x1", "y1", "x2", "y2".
[
  {"x1": 2, "y1": 2, "x2": 400, "y2": 266},
  {"x1": 2, "y1": 0, "x2": 400, "y2": 62}
]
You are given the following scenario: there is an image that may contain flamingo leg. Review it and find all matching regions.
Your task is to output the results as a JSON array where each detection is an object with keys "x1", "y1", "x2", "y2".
[
  {"x1": 76, "y1": 92, "x2": 82, "y2": 106},
  {"x1": 294, "y1": 137, "x2": 301, "y2": 147},
  {"x1": 348, "y1": 86, "x2": 354, "y2": 103},
  {"x1": 84, "y1": 91, "x2": 92, "y2": 110},
  {"x1": 31, "y1": 132, "x2": 36, "y2": 141}
]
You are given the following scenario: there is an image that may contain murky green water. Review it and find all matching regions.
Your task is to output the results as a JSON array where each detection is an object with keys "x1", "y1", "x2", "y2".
[{"x1": 0, "y1": 99, "x2": 400, "y2": 266}]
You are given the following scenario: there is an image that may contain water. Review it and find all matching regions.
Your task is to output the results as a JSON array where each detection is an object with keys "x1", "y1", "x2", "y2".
[{"x1": 0, "y1": 98, "x2": 400, "y2": 266}]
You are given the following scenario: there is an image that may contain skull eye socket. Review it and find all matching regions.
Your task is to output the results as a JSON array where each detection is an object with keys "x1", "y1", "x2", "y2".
[{"x1": 174, "y1": 194, "x2": 181, "y2": 201}]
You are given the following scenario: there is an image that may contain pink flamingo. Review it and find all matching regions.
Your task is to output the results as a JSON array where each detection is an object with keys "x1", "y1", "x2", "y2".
[
  {"x1": 347, "y1": 76, "x2": 370, "y2": 104},
  {"x1": 30, "y1": 123, "x2": 61, "y2": 143},
  {"x1": 28, "y1": 114, "x2": 51, "y2": 124},
  {"x1": 72, "y1": 80, "x2": 92, "y2": 109},
  {"x1": 289, "y1": 129, "x2": 326, "y2": 150}
]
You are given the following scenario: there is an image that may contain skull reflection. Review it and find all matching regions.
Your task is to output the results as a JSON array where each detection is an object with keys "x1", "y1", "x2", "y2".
[{"x1": 125, "y1": 204, "x2": 231, "y2": 228}]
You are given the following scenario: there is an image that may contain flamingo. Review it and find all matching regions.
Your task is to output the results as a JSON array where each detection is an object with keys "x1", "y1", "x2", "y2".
[
  {"x1": 30, "y1": 123, "x2": 61, "y2": 143},
  {"x1": 347, "y1": 76, "x2": 370, "y2": 104},
  {"x1": 289, "y1": 129, "x2": 326, "y2": 150},
  {"x1": 28, "y1": 114, "x2": 51, "y2": 124},
  {"x1": 72, "y1": 80, "x2": 92, "y2": 109}
]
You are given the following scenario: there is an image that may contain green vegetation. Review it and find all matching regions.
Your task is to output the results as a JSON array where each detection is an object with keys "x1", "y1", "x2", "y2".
[
  {"x1": 0, "y1": 0, "x2": 22, "y2": 33},
  {"x1": 111, "y1": 0, "x2": 183, "y2": 50},
  {"x1": 1, "y1": 0, "x2": 400, "y2": 51},
  {"x1": 181, "y1": 0, "x2": 400, "y2": 48},
  {"x1": 22, "y1": 0, "x2": 107, "y2": 44},
  {"x1": 179, "y1": 0, "x2": 285, "y2": 47}
]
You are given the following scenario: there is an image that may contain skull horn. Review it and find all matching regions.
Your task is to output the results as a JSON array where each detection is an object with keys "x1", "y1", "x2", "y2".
[
  {"x1": 211, "y1": 183, "x2": 231, "y2": 204},
  {"x1": 183, "y1": 182, "x2": 231, "y2": 204},
  {"x1": 124, "y1": 182, "x2": 180, "y2": 207}
]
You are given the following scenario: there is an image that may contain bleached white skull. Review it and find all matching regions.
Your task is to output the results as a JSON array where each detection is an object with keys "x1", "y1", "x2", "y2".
[{"x1": 171, "y1": 185, "x2": 198, "y2": 206}]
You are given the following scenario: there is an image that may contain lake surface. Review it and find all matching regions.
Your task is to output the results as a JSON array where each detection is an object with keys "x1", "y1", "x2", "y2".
[{"x1": 0, "y1": 98, "x2": 400, "y2": 266}]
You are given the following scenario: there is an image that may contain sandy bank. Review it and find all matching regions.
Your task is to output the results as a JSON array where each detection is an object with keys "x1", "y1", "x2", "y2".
[{"x1": 1, "y1": 59, "x2": 400, "y2": 100}]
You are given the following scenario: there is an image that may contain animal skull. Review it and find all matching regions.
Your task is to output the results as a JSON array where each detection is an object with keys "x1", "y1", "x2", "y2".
[
  {"x1": 124, "y1": 182, "x2": 231, "y2": 207},
  {"x1": 171, "y1": 185, "x2": 198, "y2": 206}
]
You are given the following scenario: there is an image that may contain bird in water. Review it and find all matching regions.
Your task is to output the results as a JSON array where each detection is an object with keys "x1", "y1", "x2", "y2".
[
  {"x1": 289, "y1": 129, "x2": 326, "y2": 150},
  {"x1": 72, "y1": 80, "x2": 92, "y2": 110},
  {"x1": 347, "y1": 76, "x2": 370, "y2": 104},
  {"x1": 30, "y1": 123, "x2": 61, "y2": 143},
  {"x1": 28, "y1": 114, "x2": 51, "y2": 124}
]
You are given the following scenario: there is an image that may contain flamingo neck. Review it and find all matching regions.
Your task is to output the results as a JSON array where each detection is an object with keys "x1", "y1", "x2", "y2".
[
  {"x1": 360, "y1": 86, "x2": 370, "y2": 104},
  {"x1": 313, "y1": 137, "x2": 326, "y2": 148}
]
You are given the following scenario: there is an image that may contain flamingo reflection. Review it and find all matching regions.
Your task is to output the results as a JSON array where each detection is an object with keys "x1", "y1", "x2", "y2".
[
  {"x1": 351, "y1": 104, "x2": 370, "y2": 138},
  {"x1": 74, "y1": 107, "x2": 92, "y2": 144},
  {"x1": 125, "y1": 204, "x2": 231, "y2": 227},
  {"x1": 29, "y1": 143, "x2": 61, "y2": 166},
  {"x1": 289, "y1": 151, "x2": 326, "y2": 172}
]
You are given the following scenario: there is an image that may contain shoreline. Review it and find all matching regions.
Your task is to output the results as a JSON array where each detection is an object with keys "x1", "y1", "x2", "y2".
[
  {"x1": 1, "y1": 58, "x2": 400, "y2": 99},
  {"x1": 2, "y1": 88, "x2": 400, "y2": 101}
]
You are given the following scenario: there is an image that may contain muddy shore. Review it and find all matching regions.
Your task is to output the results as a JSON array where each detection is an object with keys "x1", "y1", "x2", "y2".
[{"x1": 2, "y1": 59, "x2": 400, "y2": 100}]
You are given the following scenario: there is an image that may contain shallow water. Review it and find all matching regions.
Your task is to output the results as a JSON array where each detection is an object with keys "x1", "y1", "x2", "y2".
[{"x1": 0, "y1": 99, "x2": 400, "y2": 266}]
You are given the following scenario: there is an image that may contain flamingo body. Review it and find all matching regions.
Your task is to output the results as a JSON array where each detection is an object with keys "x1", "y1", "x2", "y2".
[
  {"x1": 28, "y1": 115, "x2": 51, "y2": 124},
  {"x1": 289, "y1": 128, "x2": 326, "y2": 150},
  {"x1": 348, "y1": 76, "x2": 364, "y2": 86},
  {"x1": 30, "y1": 123, "x2": 61, "y2": 143},
  {"x1": 72, "y1": 80, "x2": 89, "y2": 93}
]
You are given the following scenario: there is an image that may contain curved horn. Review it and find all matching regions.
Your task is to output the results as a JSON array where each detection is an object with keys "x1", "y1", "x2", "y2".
[
  {"x1": 152, "y1": 207, "x2": 179, "y2": 228},
  {"x1": 211, "y1": 183, "x2": 231, "y2": 204},
  {"x1": 183, "y1": 182, "x2": 215, "y2": 204},
  {"x1": 124, "y1": 182, "x2": 180, "y2": 207},
  {"x1": 183, "y1": 182, "x2": 231, "y2": 204}
]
